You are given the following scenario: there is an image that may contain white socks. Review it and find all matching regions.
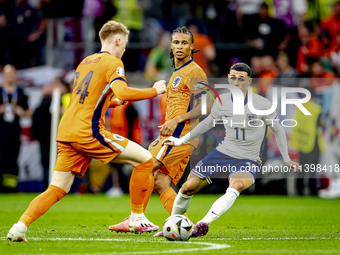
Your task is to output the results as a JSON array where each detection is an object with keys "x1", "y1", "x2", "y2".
[
  {"x1": 171, "y1": 190, "x2": 193, "y2": 215},
  {"x1": 16, "y1": 221, "x2": 27, "y2": 233},
  {"x1": 130, "y1": 212, "x2": 144, "y2": 222},
  {"x1": 200, "y1": 188, "x2": 239, "y2": 225}
]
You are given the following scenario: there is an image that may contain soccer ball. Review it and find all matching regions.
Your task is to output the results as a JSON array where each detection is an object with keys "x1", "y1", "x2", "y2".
[{"x1": 162, "y1": 214, "x2": 193, "y2": 241}]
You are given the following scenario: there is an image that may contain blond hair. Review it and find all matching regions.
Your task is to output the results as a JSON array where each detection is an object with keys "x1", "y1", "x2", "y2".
[{"x1": 99, "y1": 21, "x2": 130, "y2": 42}]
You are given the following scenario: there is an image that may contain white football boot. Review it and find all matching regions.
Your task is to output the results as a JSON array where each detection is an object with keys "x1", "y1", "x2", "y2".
[
  {"x1": 129, "y1": 214, "x2": 159, "y2": 233},
  {"x1": 7, "y1": 224, "x2": 28, "y2": 242}
]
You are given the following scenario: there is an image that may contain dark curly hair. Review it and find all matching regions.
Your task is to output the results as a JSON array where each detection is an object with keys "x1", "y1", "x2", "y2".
[{"x1": 169, "y1": 26, "x2": 200, "y2": 68}]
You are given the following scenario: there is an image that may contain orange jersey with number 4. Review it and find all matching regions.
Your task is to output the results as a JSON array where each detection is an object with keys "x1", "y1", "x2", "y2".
[{"x1": 57, "y1": 52, "x2": 128, "y2": 142}]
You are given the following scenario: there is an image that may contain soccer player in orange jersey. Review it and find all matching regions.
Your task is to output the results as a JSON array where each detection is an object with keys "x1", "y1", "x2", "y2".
[
  {"x1": 7, "y1": 21, "x2": 167, "y2": 242},
  {"x1": 109, "y1": 27, "x2": 210, "y2": 235}
]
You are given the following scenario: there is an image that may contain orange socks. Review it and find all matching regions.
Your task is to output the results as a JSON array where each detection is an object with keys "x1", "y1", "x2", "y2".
[
  {"x1": 19, "y1": 185, "x2": 67, "y2": 227},
  {"x1": 129, "y1": 158, "x2": 154, "y2": 214},
  {"x1": 143, "y1": 175, "x2": 155, "y2": 212},
  {"x1": 160, "y1": 187, "x2": 189, "y2": 219}
]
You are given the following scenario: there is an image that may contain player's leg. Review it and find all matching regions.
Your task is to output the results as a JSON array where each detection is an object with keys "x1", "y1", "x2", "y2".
[
  {"x1": 154, "y1": 144, "x2": 196, "y2": 215},
  {"x1": 110, "y1": 138, "x2": 192, "y2": 233},
  {"x1": 154, "y1": 170, "x2": 174, "y2": 211},
  {"x1": 7, "y1": 142, "x2": 82, "y2": 242},
  {"x1": 195, "y1": 157, "x2": 258, "y2": 237},
  {"x1": 112, "y1": 140, "x2": 158, "y2": 232},
  {"x1": 170, "y1": 173, "x2": 209, "y2": 237},
  {"x1": 109, "y1": 157, "x2": 159, "y2": 233},
  {"x1": 142, "y1": 158, "x2": 163, "y2": 212},
  {"x1": 173, "y1": 149, "x2": 255, "y2": 237},
  {"x1": 199, "y1": 173, "x2": 253, "y2": 227},
  {"x1": 171, "y1": 148, "x2": 222, "y2": 217},
  {"x1": 172, "y1": 172, "x2": 209, "y2": 215},
  {"x1": 7, "y1": 171, "x2": 75, "y2": 242}
]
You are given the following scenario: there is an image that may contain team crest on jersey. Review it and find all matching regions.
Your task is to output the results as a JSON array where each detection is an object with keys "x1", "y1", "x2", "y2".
[
  {"x1": 172, "y1": 76, "x2": 182, "y2": 88},
  {"x1": 114, "y1": 134, "x2": 124, "y2": 141},
  {"x1": 247, "y1": 114, "x2": 257, "y2": 126},
  {"x1": 116, "y1": 67, "x2": 124, "y2": 76}
]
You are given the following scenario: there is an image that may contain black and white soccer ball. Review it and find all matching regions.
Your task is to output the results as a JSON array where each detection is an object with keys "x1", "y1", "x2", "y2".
[{"x1": 162, "y1": 214, "x2": 193, "y2": 241}]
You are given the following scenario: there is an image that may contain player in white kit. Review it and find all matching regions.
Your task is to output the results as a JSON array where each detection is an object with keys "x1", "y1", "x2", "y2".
[{"x1": 162, "y1": 63, "x2": 301, "y2": 237}]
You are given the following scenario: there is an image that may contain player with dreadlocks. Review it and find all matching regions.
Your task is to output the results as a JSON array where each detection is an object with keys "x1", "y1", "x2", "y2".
[{"x1": 109, "y1": 26, "x2": 210, "y2": 236}]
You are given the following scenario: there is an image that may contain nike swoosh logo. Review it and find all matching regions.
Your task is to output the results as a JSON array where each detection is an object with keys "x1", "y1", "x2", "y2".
[
  {"x1": 212, "y1": 211, "x2": 218, "y2": 216},
  {"x1": 224, "y1": 116, "x2": 231, "y2": 118}
]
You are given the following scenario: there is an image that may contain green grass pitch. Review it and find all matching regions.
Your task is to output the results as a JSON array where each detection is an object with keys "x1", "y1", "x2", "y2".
[{"x1": 1, "y1": 193, "x2": 340, "y2": 255}]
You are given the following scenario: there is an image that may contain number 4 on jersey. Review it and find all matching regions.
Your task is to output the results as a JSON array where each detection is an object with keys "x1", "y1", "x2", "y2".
[{"x1": 75, "y1": 71, "x2": 93, "y2": 104}]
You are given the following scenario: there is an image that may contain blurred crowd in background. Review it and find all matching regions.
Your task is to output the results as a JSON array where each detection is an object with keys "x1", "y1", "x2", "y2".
[{"x1": 0, "y1": 0, "x2": 340, "y2": 198}]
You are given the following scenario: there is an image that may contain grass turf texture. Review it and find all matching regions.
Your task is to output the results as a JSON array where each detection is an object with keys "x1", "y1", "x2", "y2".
[{"x1": 1, "y1": 194, "x2": 340, "y2": 255}]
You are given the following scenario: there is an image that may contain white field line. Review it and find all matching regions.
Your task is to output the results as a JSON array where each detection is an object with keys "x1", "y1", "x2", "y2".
[
  {"x1": 1, "y1": 237, "x2": 231, "y2": 255},
  {"x1": 2, "y1": 236, "x2": 339, "y2": 255}
]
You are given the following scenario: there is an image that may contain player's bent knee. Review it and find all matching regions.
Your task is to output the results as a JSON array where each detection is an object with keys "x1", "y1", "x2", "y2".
[
  {"x1": 50, "y1": 171, "x2": 75, "y2": 193},
  {"x1": 229, "y1": 181, "x2": 244, "y2": 192},
  {"x1": 181, "y1": 182, "x2": 195, "y2": 196},
  {"x1": 139, "y1": 150, "x2": 153, "y2": 163},
  {"x1": 229, "y1": 178, "x2": 253, "y2": 192},
  {"x1": 120, "y1": 141, "x2": 153, "y2": 166},
  {"x1": 181, "y1": 175, "x2": 207, "y2": 196}
]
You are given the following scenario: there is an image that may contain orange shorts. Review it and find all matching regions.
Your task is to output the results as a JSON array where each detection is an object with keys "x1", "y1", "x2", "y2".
[
  {"x1": 149, "y1": 136, "x2": 194, "y2": 185},
  {"x1": 55, "y1": 130, "x2": 129, "y2": 177}
]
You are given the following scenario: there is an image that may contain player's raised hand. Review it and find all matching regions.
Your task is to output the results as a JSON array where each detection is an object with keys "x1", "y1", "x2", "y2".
[
  {"x1": 153, "y1": 80, "x2": 166, "y2": 95},
  {"x1": 285, "y1": 161, "x2": 301, "y2": 172},
  {"x1": 158, "y1": 117, "x2": 180, "y2": 136}
]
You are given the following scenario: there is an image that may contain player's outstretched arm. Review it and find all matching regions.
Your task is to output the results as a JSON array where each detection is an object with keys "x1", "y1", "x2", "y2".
[
  {"x1": 112, "y1": 80, "x2": 166, "y2": 101},
  {"x1": 269, "y1": 122, "x2": 301, "y2": 172},
  {"x1": 159, "y1": 95, "x2": 211, "y2": 136},
  {"x1": 162, "y1": 114, "x2": 215, "y2": 146}
]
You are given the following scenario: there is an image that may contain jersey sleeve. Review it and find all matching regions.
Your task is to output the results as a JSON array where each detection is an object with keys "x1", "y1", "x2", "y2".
[
  {"x1": 111, "y1": 81, "x2": 157, "y2": 101},
  {"x1": 187, "y1": 68, "x2": 208, "y2": 97},
  {"x1": 107, "y1": 59, "x2": 127, "y2": 84},
  {"x1": 211, "y1": 99, "x2": 224, "y2": 119},
  {"x1": 107, "y1": 59, "x2": 157, "y2": 101},
  {"x1": 260, "y1": 97, "x2": 278, "y2": 125}
]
